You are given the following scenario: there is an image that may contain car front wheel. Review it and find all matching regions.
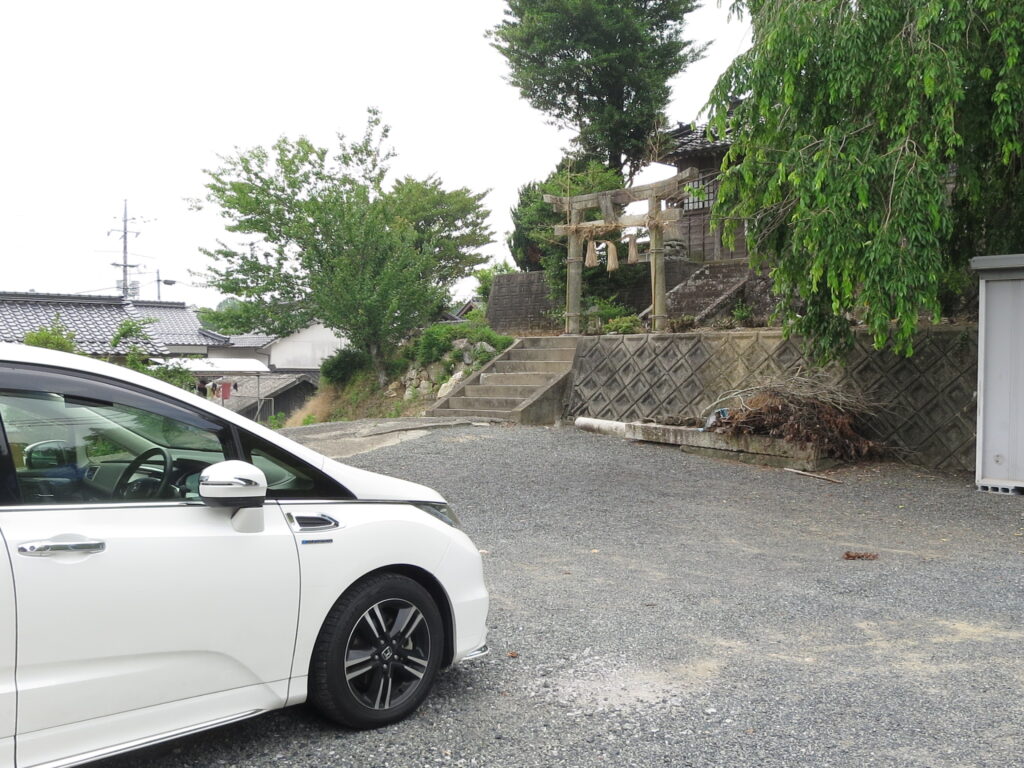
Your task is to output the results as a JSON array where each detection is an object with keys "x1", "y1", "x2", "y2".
[{"x1": 309, "y1": 573, "x2": 444, "y2": 729}]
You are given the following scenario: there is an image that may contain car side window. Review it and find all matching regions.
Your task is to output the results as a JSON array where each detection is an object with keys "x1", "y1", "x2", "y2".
[
  {"x1": 0, "y1": 388, "x2": 229, "y2": 506},
  {"x1": 237, "y1": 430, "x2": 352, "y2": 500}
]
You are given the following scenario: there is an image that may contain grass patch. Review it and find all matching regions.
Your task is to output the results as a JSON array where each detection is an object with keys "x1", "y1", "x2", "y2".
[{"x1": 284, "y1": 370, "x2": 424, "y2": 427}]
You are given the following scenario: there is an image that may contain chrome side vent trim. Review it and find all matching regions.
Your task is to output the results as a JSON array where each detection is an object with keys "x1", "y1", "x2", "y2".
[{"x1": 293, "y1": 514, "x2": 341, "y2": 531}]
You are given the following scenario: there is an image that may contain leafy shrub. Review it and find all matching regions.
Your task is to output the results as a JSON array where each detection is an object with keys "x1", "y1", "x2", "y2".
[
  {"x1": 267, "y1": 412, "x2": 287, "y2": 429},
  {"x1": 584, "y1": 296, "x2": 632, "y2": 322},
  {"x1": 604, "y1": 315, "x2": 643, "y2": 334},
  {"x1": 416, "y1": 324, "x2": 461, "y2": 367},
  {"x1": 301, "y1": 413, "x2": 317, "y2": 426},
  {"x1": 473, "y1": 346, "x2": 498, "y2": 365},
  {"x1": 146, "y1": 363, "x2": 197, "y2": 391},
  {"x1": 321, "y1": 347, "x2": 371, "y2": 385},
  {"x1": 23, "y1": 317, "x2": 78, "y2": 353},
  {"x1": 415, "y1": 318, "x2": 512, "y2": 366},
  {"x1": 732, "y1": 300, "x2": 754, "y2": 326},
  {"x1": 111, "y1": 318, "x2": 195, "y2": 392},
  {"x1": 671, "y1": 315, "x2": 696, "y2": 332}
]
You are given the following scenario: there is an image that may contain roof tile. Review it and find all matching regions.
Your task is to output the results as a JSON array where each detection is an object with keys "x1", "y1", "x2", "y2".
[
  {"x1": 0, "y1": 293, "x2": 168, "y2": 356},
  {"x1": 133, "y1": 300, "x2": 230, "y2": 347}
]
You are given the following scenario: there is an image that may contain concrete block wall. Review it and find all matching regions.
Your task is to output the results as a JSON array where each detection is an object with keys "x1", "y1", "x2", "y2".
[
  {"x1": 487, "y1": 271, "x2": 561, "y2": 335},
  {"x1": 566, "y1": 326, "x2": 978, "y2": 473}
]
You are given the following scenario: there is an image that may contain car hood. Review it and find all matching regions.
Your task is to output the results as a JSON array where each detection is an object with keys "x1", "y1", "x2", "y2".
[{"x1": 319, "y1": 456, "x2": 446, "y2": 504}]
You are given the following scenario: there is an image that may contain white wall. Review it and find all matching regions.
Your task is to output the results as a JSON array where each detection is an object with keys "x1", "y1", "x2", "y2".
[
  {"x1": 269, "y1": 324, "x2": 345, "y2": 370},
  {"x1": 208, "y1": 347, "x2": 271, "y2": 365}
]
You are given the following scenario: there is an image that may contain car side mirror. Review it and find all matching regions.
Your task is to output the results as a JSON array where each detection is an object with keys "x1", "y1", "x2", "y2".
[
  {"x1": 200, "y1": 460, "x2": 268, "y2": 507},
  {"x1": 24, "y1": 440, "x2": 72, "y2": 470},
  {"x1": 199, "y1": 461, "x2": 268, "y2": 533}
]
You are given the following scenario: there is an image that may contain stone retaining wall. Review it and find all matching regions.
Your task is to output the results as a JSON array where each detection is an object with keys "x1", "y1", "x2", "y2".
[
  {"x1": 566, "y1": 326, "x2": 978, "y2": 473},
  {"x1": 487, "y1": 271, "x2": 561, "y2": 335}
]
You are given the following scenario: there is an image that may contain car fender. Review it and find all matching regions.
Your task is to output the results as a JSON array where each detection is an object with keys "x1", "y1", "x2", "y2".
[{"x1": 281, "y1": 502, "x2": 456, "y2": 698}]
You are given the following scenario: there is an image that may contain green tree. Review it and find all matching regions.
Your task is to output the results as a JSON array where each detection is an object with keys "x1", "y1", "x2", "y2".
[
  {"x1": 508, "y1": 159, "x2": 623, "y2": 274},
  {"x1": 388, "y1": 176, "x2": 493, "y2": 288},
  {"x1": 196, "y1": 298, "x2": 254, "y2": 335},
  {"x1": 110, "y1": 319, "x2": 195, "y2": 391},
  {"x1": 506, "y1": 159, "x2": 644, "y2": 301},
  {"x1": 489, "y1": 0, "x2": 705, "y2": 180},
  {"x1": 22, "y1": 316, "x2": 78, "y2": 353},
  {"x1": 708, "y1": 0, "x2": 1024, "y2": 362},
  {"x1": 198, "y1": 111, "x2": 470, "y2": 386}
]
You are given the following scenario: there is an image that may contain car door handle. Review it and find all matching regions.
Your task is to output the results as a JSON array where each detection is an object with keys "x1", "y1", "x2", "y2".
[{"x1": 18, "y1": 540, "x2": 107, "y2": 557}]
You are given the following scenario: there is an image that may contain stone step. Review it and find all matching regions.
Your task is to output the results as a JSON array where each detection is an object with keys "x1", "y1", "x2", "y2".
[
  {"x1": 478, "y1": 372, "x2": 556, "y2": 387},
  {"x1": 517, "y1": 336, "x2": 580, "y2": 350},
  {"x1": 464, "y1": 384, "x2": 538, "y2": 399},
  {"x1": 445, "y1": 396, "x2": 523, "y2": 410},
  {"x1": 491, "y1": 360, "x2": 571, "y2": 374},
  {"x1": 432, "y1": 407, "x2": 515, "y2": 419},
  {"x1": 505, "y1": 347, "x2": 576, "y2": 362},
  {"x1": 667, "y1": 260, "x2": 752, "y2": 317}
]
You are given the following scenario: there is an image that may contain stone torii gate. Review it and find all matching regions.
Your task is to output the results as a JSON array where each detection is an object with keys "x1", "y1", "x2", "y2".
[{"x1": 544, "y1": 168, "x2": 698, "y2": 334}]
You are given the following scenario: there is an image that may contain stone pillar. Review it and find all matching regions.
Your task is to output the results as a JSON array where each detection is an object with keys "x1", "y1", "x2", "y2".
[
  {"x1": 649, "y1": 195, "x2": 667, "y2": 331},
  {"x1": 565, "y1": 207, "x2": 583, "y2": 334}
]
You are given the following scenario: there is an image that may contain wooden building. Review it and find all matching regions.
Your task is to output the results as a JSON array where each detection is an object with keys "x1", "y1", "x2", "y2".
[{"x1": 658, "y1": 123, "x2": 748, "y2": 262}]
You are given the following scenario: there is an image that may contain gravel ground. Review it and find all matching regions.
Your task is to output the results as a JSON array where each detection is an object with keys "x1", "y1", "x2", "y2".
[{"x1": 99, "y1": 423, "x2": 1024, "y2": 768}]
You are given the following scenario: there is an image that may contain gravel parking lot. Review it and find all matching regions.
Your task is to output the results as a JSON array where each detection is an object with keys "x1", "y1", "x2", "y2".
[{"x1": 101, "y1": 423, "x2": 1024, "y2": 768}]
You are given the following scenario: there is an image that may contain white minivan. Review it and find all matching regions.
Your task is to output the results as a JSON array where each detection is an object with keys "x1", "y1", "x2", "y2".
[{"x1": 0, "y1": 344, "x2": 489, "y2": 768}]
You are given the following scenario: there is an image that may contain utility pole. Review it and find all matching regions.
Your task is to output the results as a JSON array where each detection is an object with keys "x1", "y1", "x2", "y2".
[
  {"x1": 155, "y1": 270, "x2": 178, "y2": 300},
  {"x1": 108, "y1": 199, "x2": 140, "y2": 299}
]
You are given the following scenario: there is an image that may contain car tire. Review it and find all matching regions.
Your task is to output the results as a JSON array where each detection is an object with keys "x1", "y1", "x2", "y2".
[{"x1": 309, "y1": 573, "x2": 444, "y2": 729}]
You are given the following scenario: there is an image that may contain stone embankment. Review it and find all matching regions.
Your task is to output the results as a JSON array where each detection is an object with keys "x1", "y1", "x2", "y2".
[{"x1": 389, "y1": 339, "x2": 496, "y2": 403}]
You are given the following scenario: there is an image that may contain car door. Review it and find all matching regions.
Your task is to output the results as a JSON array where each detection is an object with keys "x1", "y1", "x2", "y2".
[
  {"x1": 0, "y1": 523, "x2": 14, "y2": 768},
  {"x1": 0, "y1": 365, "x2": 300, "y2": 767}
]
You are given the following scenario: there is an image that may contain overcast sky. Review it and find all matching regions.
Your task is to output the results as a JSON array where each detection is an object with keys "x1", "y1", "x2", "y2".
[{"x1": 0, "y1": 1, "x2": 749, "y2": 308}]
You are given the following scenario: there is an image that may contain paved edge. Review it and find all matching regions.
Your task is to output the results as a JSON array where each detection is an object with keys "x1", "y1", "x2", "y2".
[{"x1": 280, "y1": 416, "x2": 507, "y2": 442}]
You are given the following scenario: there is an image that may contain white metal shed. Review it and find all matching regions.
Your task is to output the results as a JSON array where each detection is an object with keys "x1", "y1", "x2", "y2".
[{"x1": 971, "y1": 253, "x2": 1024, "y2": 494}]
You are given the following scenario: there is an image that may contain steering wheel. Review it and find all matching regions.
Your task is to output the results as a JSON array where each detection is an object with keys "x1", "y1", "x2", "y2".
[{"x1": 114, "y1": 447, "x2": 173, "y2": 500}]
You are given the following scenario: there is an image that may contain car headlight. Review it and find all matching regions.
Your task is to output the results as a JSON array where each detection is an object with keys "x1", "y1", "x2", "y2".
[{"x1": 412, "y1": 502, "x2": 461, "y2": 528}]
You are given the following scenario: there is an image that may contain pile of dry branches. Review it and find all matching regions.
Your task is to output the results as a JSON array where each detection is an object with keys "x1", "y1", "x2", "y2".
[{"x1": 703, "y1": 371, "x2": 880, "y2": 461}]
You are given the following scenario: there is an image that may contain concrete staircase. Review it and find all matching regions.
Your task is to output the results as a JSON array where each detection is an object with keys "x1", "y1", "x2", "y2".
[
  {"x1": 665, "y1": 259, "x2": 751, "y2": 322},
  {"x1": 426, "y1": 336, "x2": 579, "y2": 424}
]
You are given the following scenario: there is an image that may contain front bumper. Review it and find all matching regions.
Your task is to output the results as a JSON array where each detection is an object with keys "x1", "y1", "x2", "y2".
[{"x1": 461, "y1": 644, "x2": 489, "y2": 661}]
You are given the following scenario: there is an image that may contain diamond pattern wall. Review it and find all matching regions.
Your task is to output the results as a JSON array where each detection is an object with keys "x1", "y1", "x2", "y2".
[{"x1": 567, "y1": 326, "x2": 978, "y2": 473}]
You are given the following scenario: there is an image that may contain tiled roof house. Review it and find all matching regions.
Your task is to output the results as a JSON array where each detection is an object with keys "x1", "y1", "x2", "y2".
[
  {"x1": 133, "y1": 300, "x2": 230, "y2": 355},
  {"x1": 207, "y1": 325, "x2": 344, "y2": 371},
  {"x1": 0, "y1": 293, "x2": 168, "y2": 356}
]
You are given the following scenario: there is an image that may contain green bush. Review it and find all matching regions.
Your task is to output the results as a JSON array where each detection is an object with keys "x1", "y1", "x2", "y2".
[
  {"x1": 585, "y1": 296, "x2": 632, "y2": 322},
  {"x1": 473, "y1": 346, "x2": 497, "y2": 365},
  {"x1": 23, "y1": 317, "x2": 78, "y2": 353},
  {"x1": 146, "y1": 363, "x2": 197, "y2": 390},
  {"x1": 321, "y1": 347, "x2": 371, "y2": 385},
  {"x1": 416, "y1": 324, "x2": 461, "y2": 367},
  {"x1": 671, "y1": 315, "x2": 697, "y2": 332},
  {"x1": 604, "y1": 315, "x2": 643, "y2": 334},
  {"x1": 732, "y1": 300, "x2": 754, "y2": 326},
  {"x1": 415, "y1": 319, "x2": 512, "y2": 366}
]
